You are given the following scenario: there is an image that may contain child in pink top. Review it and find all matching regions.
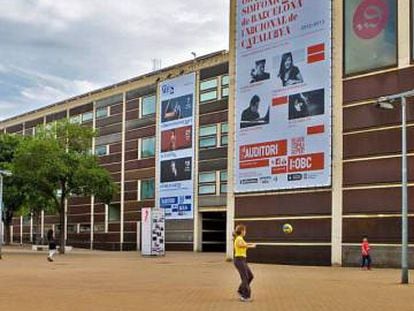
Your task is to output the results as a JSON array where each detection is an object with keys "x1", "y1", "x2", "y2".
[{"x1": 361, "y1": 236, "x2": 371, "y2": 270}]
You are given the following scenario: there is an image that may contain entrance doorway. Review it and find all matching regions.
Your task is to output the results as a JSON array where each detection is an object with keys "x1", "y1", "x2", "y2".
[{"x1": 201, "y1": 212, "x2": 226, "y2": 252}]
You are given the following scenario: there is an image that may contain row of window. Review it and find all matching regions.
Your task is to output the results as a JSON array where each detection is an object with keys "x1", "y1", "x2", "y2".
[
  {"x1": 68, "y1": 74, "x2": 228, "y2": 125},
  {"x1": 200, "y1": 74, "x2": 229, "y2": 103},
  {"x1": 95, "y1": 121, "x2": 228, "y2": 157},
  {"x1": 138, "y1": 170, "x2": 228, "y2": 202}
]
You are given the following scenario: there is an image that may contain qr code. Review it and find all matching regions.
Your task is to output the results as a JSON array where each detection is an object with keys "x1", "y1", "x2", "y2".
[{"x1": 291, "y1": 137, "x2": 305, "y2": 155}]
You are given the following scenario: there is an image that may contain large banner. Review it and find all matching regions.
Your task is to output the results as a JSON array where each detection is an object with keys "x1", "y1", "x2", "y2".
[
  {"x1": 235, "y1": 0, "x2": 332, "y2": 192},
  {"x1": 157, "y1": 73, "x2": 195, "y2": 219}
]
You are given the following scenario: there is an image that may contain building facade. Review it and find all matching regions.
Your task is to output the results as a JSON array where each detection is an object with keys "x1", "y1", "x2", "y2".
[{"x1": 1, "y1": 0, "x2": 414, "y2": 267}]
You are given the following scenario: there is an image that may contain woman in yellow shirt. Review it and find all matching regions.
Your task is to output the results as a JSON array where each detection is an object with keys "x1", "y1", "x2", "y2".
[{"x1": 233, "y1": 224, "x2": 256, "y2": 302}]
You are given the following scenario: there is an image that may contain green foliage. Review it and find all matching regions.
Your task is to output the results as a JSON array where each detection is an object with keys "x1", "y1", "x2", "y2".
[
  {"x1": 14, "y1": 120, "x2": 117, "y2": 207},
  {"x1": 12, "y1": 119, "x2": 117, "y2": 252}
]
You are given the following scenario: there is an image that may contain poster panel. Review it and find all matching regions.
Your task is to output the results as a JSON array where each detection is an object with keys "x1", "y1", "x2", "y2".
[
  {"x1": 157, "y1": 73, "x2": 196, "y2": 219},
  {"x1": 235, "y1": 0, "x2": 332, "y2": 192},
  {"x1": 345, "y1": 0, "x2": 397, "y2": 75}
]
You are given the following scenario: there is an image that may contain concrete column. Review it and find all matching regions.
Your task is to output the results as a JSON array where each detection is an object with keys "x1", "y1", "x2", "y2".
[
  {"x1": 120, "y1": 92, "x2": 127, "y2": 250},
  {"x1": 20, "y1": 216, "x2": 23, "y2": 245},
  {"x1": 91, "y1": 101, "x2": 96, "y2": 250},
  {"x1": 331, "y1": 0, "x2": 344, "y2": 266},
  {"x1": 29, "y1": 213, "x2": 33, "y2": 243},
  {"x1": 398, "y1": 0, "x2": 411, "y2": 67},
  {"x1": 226, "y1": 0, "x2": 237, "y2": 261},
  {"x1": 64, "y1": 199, "x2": 68, "y2": 242},
  {"x1": 10, "y1": 225, "x2": 13, "y2": 244},
  {"x1": 193, "y1": 70, "x2": 201, "y2": 252},
  {"x1": 40, "y1": 210, "x2": 44, "y2": 241}
]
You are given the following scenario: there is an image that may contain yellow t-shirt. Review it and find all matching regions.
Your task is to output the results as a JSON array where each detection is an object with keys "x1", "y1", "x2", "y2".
[{"x1": 234, "y1": 235, "x2": 247, "y2": 258}]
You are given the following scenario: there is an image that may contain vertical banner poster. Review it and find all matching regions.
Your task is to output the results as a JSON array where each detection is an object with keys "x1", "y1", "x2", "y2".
[
  {"x1": 157, "y1": 73, "x2": 196, "y2": 219},
  {"x1": 141, "y1": 208, "x2": 165, "y2": 256},
  {"x1": 235, "y1": 0, "x2": 332, "y2": 192}
]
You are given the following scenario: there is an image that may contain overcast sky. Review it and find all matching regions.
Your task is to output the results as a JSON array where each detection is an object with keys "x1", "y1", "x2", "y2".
[{"x1": 0, "y1": 0, "x2": 229, "y2": 121}]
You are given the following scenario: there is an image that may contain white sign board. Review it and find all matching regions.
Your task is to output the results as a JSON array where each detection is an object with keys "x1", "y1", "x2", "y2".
[
  {"x1": 235, "y1": 0, "x2": 332, "y2": 192},
  {"x1": 141, "y1": 208, "x2": 165, "y2": 256}
]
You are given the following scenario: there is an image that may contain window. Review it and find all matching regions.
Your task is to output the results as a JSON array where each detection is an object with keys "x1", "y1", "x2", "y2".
[
  {"x1": 200, "y1": 79, "x2": 218, "y2": 91},
  {"x1": 141, "y1": 94, "x2": 156, "y2": 117},
  {"x1": 95, "y1": 145, "x2": 108, "y2": 156},
  {"x1": 141, "y1": 136, "x2": 155, "y2": 158},
  {"x1": 69, "y1": 115, "x2": 81, "y2": 124},
  {"x1": 199, "y1": 125, "x2": 217, "y2": 149},
  {"x1": 94, "y1": 224, "x2": 105, "y2": 232},
  {"x1": 67, "y1": 225, "x2": 76, "y2": 234},
  {"x1": 96, "y1": 107, "x2": 108, "y2": 119},
  {"x1": 221, "y1": 75, "x2": 229, "y2": 98},
  {"x1": 108, "y1": 204, "x2": 120, "y2": 222},
  {"x1": 82, "y1": 111, "x2": 93, "y2": 123},
  {"x1": 344, "y1": 0, "x2": 397, "y2": 76},
  {"x1": 140, "y1": 179, "x2": 155, "y2": 200},
  {"x1": 220, "y1": 122, "x2": 228, "y2": 146},
  {"x1": 200, "y1": 78, "x2": 218, "y2": 103},
  {"x1": 198, "y1": 171, "x2": 216, "y2": 195},
  {"x1": 220, "y1": 170, "x2": 228, "y2": 194},
  {"x1": 79, "y1": 224, "x2": 91, "y2": 233}
]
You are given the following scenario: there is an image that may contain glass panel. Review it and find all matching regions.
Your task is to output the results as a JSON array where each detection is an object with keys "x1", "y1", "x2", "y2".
[
  {"x1": 198, "y1": 184, "x2": 216, "y2": 195},
  {"x1": 141, "y1": 179, "x2": 155, "y2": 200},
  {"x1": 221, "y1": 75, "x2": 229, "y2": 86},
  {"x1": 200, "y1": 78, "x2": 218, "y2": 91},
  {"x1": 82, "y1": 112, "x2": 93, "y2": 123},
  {"x1": 109, "y1": 205, "x2": 120, "y2": 222},
  {"x1": 200, "y1": 136, "x2": 217, "y2": 148},
  {"x1": 96, "y1": 107, "x2": 108, "y2": 119},
  {"x1": 69, "y1": 115, "x2": 81, "y2": 124},
  {"x1": 220, "y1": 170, "x2": 227, "y2": 182},
  {"x1": 95, "y1": 145, "x2": 107, "y2": 156},
  {"x1": 221, "y1": 87, "x2": 229, "y2": 98},
  {"x1": 94, "y1": 224, "x2": 105, "y2": 232},
  {"x1": 221, "y1": 122, "x2": 228, "y2": 133},
  {"x1": 141, "y1": 136, "x2": 155, "y2": 158},
  {"x1": 79, "y1": 224, "x2": 91, "y2": 233},
  {"x1": 200, "y1": 90, "x2": 218, "y2": 103},
  {"x1": 220, "y1": 184, "x2": 227, "y2": 193},
  {"x1": 344, "y1": 0, "x2": 397, "y2": 75},
  {"x1": 142, "y1": 95, "x2": 156, "y2": 116},
  {"x1": 221, "y1": 135, "x2": 228, "y2": 146},
  {"x1": 67, "y1": 225, "x2": 76, "y2": 233},
  {"x1": 199, "y1": 171, "x2": 216, "y2": 183},
  {"x1": 200, "y1": 125, "x2": 217, "y2": 137}
]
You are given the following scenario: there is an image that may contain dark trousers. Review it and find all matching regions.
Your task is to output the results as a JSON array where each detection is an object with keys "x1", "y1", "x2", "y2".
[
  {"x1": 361, "y1": 255, "x2": 371, "y2": 268},
  {"x1": 234, "y1": 257, "x2": 254, "y2": 299}
]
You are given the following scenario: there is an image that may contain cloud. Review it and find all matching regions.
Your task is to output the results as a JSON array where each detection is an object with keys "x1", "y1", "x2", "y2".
[{"x1": 0, "y1": 0, "x2": 229, "y2": 121}]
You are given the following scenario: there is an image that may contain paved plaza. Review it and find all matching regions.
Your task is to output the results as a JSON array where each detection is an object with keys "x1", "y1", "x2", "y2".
[{"x1": 0, "y1": 246, "x2": 413, "y2": 311}]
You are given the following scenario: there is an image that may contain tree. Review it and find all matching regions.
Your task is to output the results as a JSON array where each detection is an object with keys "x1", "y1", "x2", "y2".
[
  {"x1": 13, "y1": 120, "x2": 117, "y2": 253},
  {"x1": 0, "y1": 134, "x2": 27, "y2": 244}
]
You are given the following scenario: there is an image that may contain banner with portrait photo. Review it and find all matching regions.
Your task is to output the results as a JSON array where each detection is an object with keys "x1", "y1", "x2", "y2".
[
  {"x1": 157, "y1": 73, "x2": 196, "y2": 219},
  {"x1": 235, "y1": 0, "x2": 332, "y2": 192}
]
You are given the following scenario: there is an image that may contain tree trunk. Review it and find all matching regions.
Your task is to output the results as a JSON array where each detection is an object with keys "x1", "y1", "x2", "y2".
[
  {"x1": 59, "y1": 193, "x2": 66, "y2": 254},
  {"x1": 4, "y1": 210, "x2": 13, "y2": 245},
  {"x1": 4, "y1": 225, "x2": 11, "y2": 245}
]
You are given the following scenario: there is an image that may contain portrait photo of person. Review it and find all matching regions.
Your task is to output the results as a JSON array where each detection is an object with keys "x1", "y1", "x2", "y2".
[
  {"x1": 161, "y1": 94, "x2": 193, "y2": 123},
  {"x1": 278, "y1": 52, "x2": 304, "y2": 87},
  {"x1": 163, "y1": 100, "x2": 182, "y2": 122},
  {"x1": 289, "y1": 93, "x2": 310, "y2": 119},
  {"x1": 161, "y1": 157, "x2": 192, "y2": 183},
  {"x1": 288, "y1": 89, "x2": 325, "y2": 120},
  {"x1": 250, "y1": 59, "x2": 270, "y2": 83},
  {"x1": 240, "y1": 95, "x2": 270, "y2": 128}
]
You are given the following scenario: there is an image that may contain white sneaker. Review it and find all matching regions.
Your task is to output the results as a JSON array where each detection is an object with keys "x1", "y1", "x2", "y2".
[{"x1": 240, "y1": 297, "x2": 252, "y2": 302}]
